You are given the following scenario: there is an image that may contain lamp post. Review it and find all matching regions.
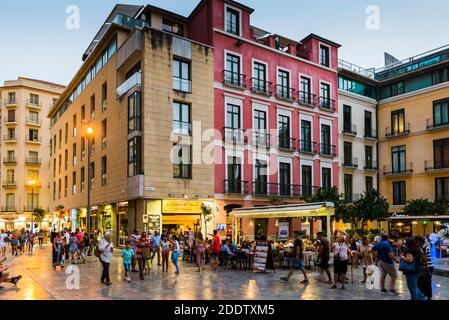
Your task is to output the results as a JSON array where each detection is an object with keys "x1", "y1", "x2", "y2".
[
  {"x1": 28, "y1": 179, "x2": 37, "y2": 233},
  {"x1": 86, "y1": 127, "x2": 94, "y2": 234}
]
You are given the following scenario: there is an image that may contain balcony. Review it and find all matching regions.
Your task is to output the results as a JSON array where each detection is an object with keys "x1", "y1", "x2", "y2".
[
  {"x1": 385, "y1": 124, "x2": 410, "y2": 138},
  {"x1": 26, "y1": 157, "x2": 41, "y2": 166},
  {"x1": 298, "y1": 140, "x2": 318, "y2": 154},
  {"x1": 318, "y1": 97, "x2": 336, "y2": 113},
  {"x1": 173, "y1": 77, "x2": 192, "y2": 93},
  {"x1": 364, "y1": 128, "x2": 378, "y2": 140},
  {"x1": 116, "y1": 29, "x2": 142, "y2": 70},
  {"x1": 2, "y1": 99, "x2": 18, "y2": 108},
  {"x1": 3, "y1": 157, "x2": 16, "y2": 165},
  {"x1": 342, "y1": 124, "x2": 357, "y2": 136},
  {"x1": 250, "y1": 78, "x2": 272, "y2": 96},
  {"x1": 223, "y1": 127, "x2": 244, "y2": 144},
  {"x1": 383, "y1": 163, "x2": 413, "y2": 176},
  {"x1": 26, "y1": 118, "x2": 42, "y2": 126},
  {"x1": 224, "y1": 180, "x2": 249, "y2": 195},
  {"x1": 3, "y1": 135, "x2": 18, "y2": 143},
  {"x1": 252, "y1": 131, "x2": 270, "y2": 149},
  {"x1": 223, "y1": 71, "x2": 246, "y2": 89},
  {"x1": 252, "y1": 182, "x2": 318, "y2": 198},
  {"x1": 425, "y1": 160, "x2": 449, "y2": 172},
  {"x1": 173, "y1": 121, "x2": 191, "y2": 136},
  {"x1": 2, "y1": 181, "x2": 17, "y2": 188},
  {"x1": 343, "y1": 158, "x2": 358, "y2": 169},
  {"x1": 117, "y1": 71, "x2": 141, "y2": 97},
  {"x1": 3, "y1": 117, "x2": 18, "y2": 126},
  {"x1": 26, "y1": 137, "x2": 42, "y2": 144},
  {"x1": 297, "y1": 92, "x2": 316, "y2": 108},
  {"x1": 275, "y1": 85, "x2": 295, "y2": 101},
  {"x1": 427, "y1": 118, "x2": 449, "y2": 131},
  {"x1": 173, "y1": 164, "x2": 192, "y2": 179},
  {"x1": 278, "y1": 136, "x2": 296, "y2": 152},
  {"x1": 0, "y1": 206, "x2": 16, "y2": 212},
  {"x1": 364, "y1": 160, "x2": 378, "y2": 171},
  {"x1": 26, "y1": 99, "x2": 43, "y2": 110},
  {"x1": 319, "y1": 144, "x2": 337, "y2": 157}
]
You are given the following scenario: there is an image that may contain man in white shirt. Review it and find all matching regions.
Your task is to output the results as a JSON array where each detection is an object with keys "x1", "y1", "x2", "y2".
[
  {"x1": 0, "y1": 230, "x2": 8, "y2": 257},
  {"x1": 63, "y1": 229, "x2": 70, "y2": 260}
]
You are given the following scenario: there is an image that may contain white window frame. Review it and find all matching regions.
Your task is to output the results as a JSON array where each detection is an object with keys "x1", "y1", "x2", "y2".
[
  {"x1": 252, "y1": 58, "x2": 269, "y2": 84},
  {"x1": 319, "y1": 118, "x2": 333, "y2": 146},
  {"x1": 224, "y1": 95, "x2": 244, "y2": 129},
  {"x1": 224, "y1": 149, "x2": 244, "y2": 183},
  {"x1": 299, "y1": 113, "x2": 314, "y2": 142},
  {"x1": 319, "y1": 80, "x2": 333, "y2": 101},
  {"x1": 300, "y1": 158, "x2": 315, "y2": 188},
  {"x1": 319, "y1": 42, "x2": 331, "y2": 68},
  {"x1": 224, "y1": 3, "x2": 243, "y2": 37},
  {"x1": 320, "y1": 162, "x2": 333, "y2": 188},
  {"x1": 278, "y1": 156, "x2": 293, "y2": 195},
  {"x1": 252, "y1": 153, "x2": 270, "y2": 184},
  {"x1": 276, "y1": 67, "x2": 292, "y2": 89},
  {"x1": 299, "y1": 73, "x2": 314, "y2": 98}
]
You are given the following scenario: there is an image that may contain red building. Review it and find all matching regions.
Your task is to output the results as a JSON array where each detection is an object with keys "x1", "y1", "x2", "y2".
[{"x1": 188, "y1": 0, "x2": 340, "y2": 240}]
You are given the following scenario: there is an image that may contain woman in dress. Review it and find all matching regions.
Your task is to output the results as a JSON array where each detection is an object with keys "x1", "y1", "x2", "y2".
[
  {"x1": 52, "y1": 232, "x2": 65, "y2": 270},
  {"x1": 359, "y1": 237, "x2": 373, "y2": 283},
  {"x1": 171, "y1": 235, "x2": 180, "y2": 274},
  {"x1": 69, "y1": 231, "x2": 79, "y2": 264},
  {"x1": 195, "y1": 232, "x2": 206, "y2": 272}
]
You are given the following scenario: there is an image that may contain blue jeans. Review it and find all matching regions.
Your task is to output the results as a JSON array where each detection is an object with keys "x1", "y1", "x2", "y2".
[{"x1": 405, "y1": 274, "x2": 426, "y2": 300}]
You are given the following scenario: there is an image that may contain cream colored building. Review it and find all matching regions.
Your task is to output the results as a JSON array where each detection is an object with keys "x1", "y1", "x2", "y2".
[
  {"x1": 0, "y1": 77, "x2": 65, "y2": 231},
  {"x1": 48, "y1": 5, "x2": 217, "y2": 245}
]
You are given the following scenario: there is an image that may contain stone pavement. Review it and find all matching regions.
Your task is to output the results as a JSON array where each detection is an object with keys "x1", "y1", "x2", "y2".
[
  {"x1": 434, "y1": 258, "x2": 449, "y2": 277},
  {"x1": 1, "y1": 245, "x2": 448, "y2": 300}
]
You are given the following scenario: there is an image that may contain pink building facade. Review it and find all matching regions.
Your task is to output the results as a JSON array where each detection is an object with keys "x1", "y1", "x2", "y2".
[{"x1": 189, "y1": 0, "x2": 340, "y2": 240}]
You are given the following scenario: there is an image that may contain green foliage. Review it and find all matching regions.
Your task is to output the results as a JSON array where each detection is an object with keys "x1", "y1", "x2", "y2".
[
  {"x1": 306, "y1": 187, "x2": 351, "y2": 223},
  {"x1": 268, "y1": 196, "x2": 286, "y2": 205},
  {"x1": 353, "y1": 189, "x2": 389, "y2": 223},
  {"x1": 32, "y1": 208, "x2": 46, "y2": 223},
  {"x1": 201, "y1": 204, "x2": 214, "y2": 223},
  {"x1": 404, "y1": 199, "x2": 435, "y2": 216},
  {"x1": 433, "y1": 199, "x2": 449, "y2": 215}
]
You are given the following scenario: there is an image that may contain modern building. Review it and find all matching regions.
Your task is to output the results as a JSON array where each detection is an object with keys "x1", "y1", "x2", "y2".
[
  {"x1": 0, "y1": 77, "x2": 65, "y2": 231},
  {"x1": 188, "y1": 0, "x2": 341, "y2": 241},
  {"x1": 48, "y1": 4, "x2": 217, "y2": 246},
  {"x1": 337, "y1": 61, "x2": 378, "y2": 203}
]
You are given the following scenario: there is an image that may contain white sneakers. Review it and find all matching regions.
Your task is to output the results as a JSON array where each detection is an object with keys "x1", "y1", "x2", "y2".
[{"x1": 125, "y1": 276, "x2": 131, "y2": 283}]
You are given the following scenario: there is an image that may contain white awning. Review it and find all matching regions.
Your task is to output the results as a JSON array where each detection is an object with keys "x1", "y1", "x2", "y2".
[{"x1": 229, "y1": 202, "x2": 335, "y2": 219}]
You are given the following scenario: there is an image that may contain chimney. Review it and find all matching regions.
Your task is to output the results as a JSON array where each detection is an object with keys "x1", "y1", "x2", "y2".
[
  {"x1": 288, "y1": 43, "x2": 297, "y2": 56},
  {"x1": 268, "y1": 36, "x2": 276, "y2": 49}
]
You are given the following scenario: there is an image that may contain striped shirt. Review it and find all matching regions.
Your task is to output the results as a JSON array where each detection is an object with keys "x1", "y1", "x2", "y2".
[{"x1": 423, "y1": 244, "x2": 433, "y2": 269}]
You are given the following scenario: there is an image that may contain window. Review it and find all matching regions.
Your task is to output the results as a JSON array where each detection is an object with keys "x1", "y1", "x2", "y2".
[
  {"x1": 90, "y1": 162, "x2": 95, "y2": 183},
  {"x1": 102, "y1": 82, "x2": 107, "y2": 112},
  {"x1": 65, "y1": 123, "x2": 68, "y2": 144},
  {"x1": 432, "y1": 67, "x2": 449, "y2": 85},
  {"x1": 321, "y1": 124, "x2": 331, "y2": 155},
  {"x1": 227, "y1": 156, "x2": 242, "y2": 193},
  {"x1": 344, "y1": 174, "x2": 353, "y2": 202},
  {"x1": 321, "y1": 167, "x2": 331, "y2": 191},
  {"x1": 173, "y1": 59, "x2": 191, "y2": 92},
  {"x1": 128, "y1": 92, "x2": 141, "y2": 133},
  {"x1": 300, "y1": 120, "x2": 312, "y2": 152},
  {"x1": 101, "y1": 119, "x2": 107, "y2": 149},
  {"x1": 343, "y1": 105, "x2": 352, "y2": 133},
  {"x1": 58, "y1": 155, "x2": 62, "y2": 174},
  {"x1": 53, "y1": 182, "x2": 56, "y2": 201},
  {"x1": 101, "y1": 156, "x2": 107, "y2": 186},
  {"x1": 392, "y1": 145, "x2": 406, "y2": 173},
  {"x1": 7, "y1": 110, "x2": 15, "y2": 122},
  {"x1": 28, "y1": 170, "x2": 39, "y2": 181},
  {"x1": 173, "y1": 144, "x2": 191, "y2": 179},
  {"x1": 301, "y1": 165, "x2": 313, "y2": 197},
  {"x1": 7, "y1": 128, "x2": 15, "y2": 139},
  {"x1": 320, "y1": 83, "x2": 331, "y2": 108},
  {"x1": 435, "y1": 177, "x2": 449, "y2": 200},
  {"x1": 29, "y1": 129, "x2": 39, "y2": 142},
  {"x1": 8, "y1": 92, "x2": 16, "y2": 104},
  {"x1": 58, "y1": 179, "x2": 61, "y2": 199},
  {"x1": 53, "y1": 159, "x2": 56, "y2": 177},
  {"x1": 6, "y1": 194, "x2": 15, "y2": 211},
  {"x1": 6, "y1": 169, "x2": 15, "y2": 183},
  {"x1": 252, "y1": 62, "x2": 267, "y2": 93},
  {"x1": 227, "y1": 104, "x2": 240, "y2": 129},
  {"x1": 365, "y1": 111, "x2": 373, "y2": 137},
  {"x1": 59, "y1": 129, "x2": 62, "y2": 148},
  {"x1": 81, "y1": 105, "x2": 85, "y2": 120},
  {"x1": 72, "y1": 172, "x2": 77, "y2": 195},
  {"x1": 225, "y1": 54, "x2": 242, "y2": 86},
  {"x1": 128, "y1": 137, "x2": 142, "y2": 177},
  {"x1": 72, "y1": 143, "x2": 77, "y2": 166},
  {"x1": 366, "y1": 176, "x2": 373, "y2": 192},
  {"x1": 344, "y1": 142, "x2": 352, "y2": 165},
  {"x1": 278, "y1": 115, "x2": 291, "y2": 149},
  {"x1": 81, "y1": 167, "x2": 85, "y2": 192},
  {"x1": 279, "y1": 162, "x2": 291, "y2": 196},
  {"x1": 64, "y1": 176, "x2": 68, "y2": 198},
  {"x1": 29, "y1": 111, "x2": 39, "y2": 124},
  {"x1": 433, "y1": 99, "x2": 449, "y2": 128},
  {"x1": 391, "y1": 81, "x2": 405, "y2": 96},
  {"x1": 30, "y1": 94, "x2": 39, "y2": 105},
  {"x1": 90, "y1": 95, "x2": 95, "y2": 120},
  {"x1": 29, "y1": 151, "x2": 38, "y2": 163},
  {"x1": 277, "y1": 70, "x2": 291, "y2": 99},
  {"x1": 162, "y1": 19, "x2": 184, "y2": 36},
  {"x1": 391, "y1": 109, "x2": 406, "y2": 135},
  {"x1": 253, "y1": 110, "x2": 267, "y2": 146},
  {"x1": 299, "y1": 76, "x2": 311, "y2": 104},
  {"x1": 434, "y1": 138, "x2": 449, "y2": 169},
  {"x1": 53, "y1": 135, "x2": 57, "y2": 154},
  {"x1": 254, "y1": 160, "x2": 268, "y2": 195},
  {"x1": 173, "y1": 102, "x2": 190, "y2": 135},
  {"x1": 7, "y1": 150, "x2": 15, "y2": 162},
  {"x1": 365, "y1": 145, "x2": 373, "y2": 168},
  {"x1": 393, "y1": 181, "x2": 406, "y2": 205},
  {"x1": 64, "y1": 150, "x2": 68, "y2": 170},
  {"x1": 319, "y1": 44, "x2": 330, "y2": 67},
  {"x1": 81, "y1": 137, "x2": 86, "y2": 161},
  {"x1": 225, "y1": 7, "x2": 240, "y2": 35}
]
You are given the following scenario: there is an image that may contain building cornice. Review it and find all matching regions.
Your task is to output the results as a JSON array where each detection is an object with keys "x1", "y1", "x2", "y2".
[
  {"x1": 378, "y1": 81, "x2": 449, "y2": 106},
  {"x1": 338, "y1": 89, "x2": 378, "y2": 105}
]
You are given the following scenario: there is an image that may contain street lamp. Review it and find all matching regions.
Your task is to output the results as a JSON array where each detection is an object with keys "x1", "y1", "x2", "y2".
[
  {"x1": 86, "y1": 127, "x2": 94, "y2": 234},
  {"x1": 28, "y1": 179, "x2": 37, "y2": 233}
]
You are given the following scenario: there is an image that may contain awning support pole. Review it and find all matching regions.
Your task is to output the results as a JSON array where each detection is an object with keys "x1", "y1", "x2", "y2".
[{"x1": 326, "y1": 206, "x2": 331, "y2": 244}]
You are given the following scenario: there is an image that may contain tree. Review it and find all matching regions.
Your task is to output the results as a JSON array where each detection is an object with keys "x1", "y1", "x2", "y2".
[
  {"x1": 433, "y1": 199, "x2": 449, "y2": 216},
  {"x1": 353, "y1": 189, "x2": 389, "y2": 232},
  {"x1": 32, "y1": 208, "x2": 46, "y2": 229},
  {"x1": 403, "y1": 199, "x2": 434, "y2": 216},
  {"x1": 56, "y1": 205, "x2": 65, "y2": 230},
  {"x1": 306, "y1": 187, "x2": 354, "y2": 225},
  {"x1": 201, "y1": 203, "x2": 214, "y2": 238}
]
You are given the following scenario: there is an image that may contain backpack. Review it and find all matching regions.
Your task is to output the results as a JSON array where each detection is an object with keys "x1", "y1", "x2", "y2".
[{"x1": 94, "y1": 245, "x2": 101, "y2": 257}]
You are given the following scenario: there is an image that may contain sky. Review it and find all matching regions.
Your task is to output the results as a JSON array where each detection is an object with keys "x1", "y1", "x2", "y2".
[{"x1": 1, "y1": 0, "x2": 449, "y2": 86}]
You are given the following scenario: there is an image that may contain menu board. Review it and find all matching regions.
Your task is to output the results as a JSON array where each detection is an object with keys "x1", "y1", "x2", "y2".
[{"x1": 252, "y1": 241, "x2": 275, "y2": 272}]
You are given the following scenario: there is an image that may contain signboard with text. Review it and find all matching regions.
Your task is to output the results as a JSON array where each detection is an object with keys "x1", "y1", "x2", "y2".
[{"x1": 162, "y1": 200, "x2": 202, "y2": 214}]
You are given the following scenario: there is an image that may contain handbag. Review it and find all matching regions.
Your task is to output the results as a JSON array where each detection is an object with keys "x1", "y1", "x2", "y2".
[{"x1": 334, "y1": 243, "x2": 343, "y2": 262}]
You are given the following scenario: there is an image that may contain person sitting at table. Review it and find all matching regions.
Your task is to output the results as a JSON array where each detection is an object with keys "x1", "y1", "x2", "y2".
[
  {"x1": 220, "y1": 240, "x2": 233, "y2": 258},
  {"x1": 228, "y1": 240, "x2": 238, "y2": 253}
]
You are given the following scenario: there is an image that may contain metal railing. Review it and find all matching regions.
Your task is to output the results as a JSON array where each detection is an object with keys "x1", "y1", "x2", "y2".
[
  {"x1": 252, "y1": 182, "x2": 319, "y2": 198},
  {"x1": 319, "y1": 144, "x2": 337, "y2": 157},
  {"x1": 26, "y1": 118, "x2": 42, "y2": 125},
  {"x1": 250, "y1": 78, "x2": 272, "y2": 96},
  {"x1": 427, "y1": 118, "x2": 449, "y2": 130},
  {"x1": 25, "y1": 158, "x2": 41, "y2": 165},
  {"x1": 278, "y1": 136, "x2": 296, "y2": 151},
  {"x1": 252, "y1": 131, "x2": 270, "y2": 148},
  {"x1": 383, "y1": 163, "x2": 413, "y2": 175},
  {"x1": 173, "y1": 77, "x2": 192, "y2": 93},
  {"x1": 224, "y1": 180, "x2": 249, "y2": 195},
  {"x1": 0, "y1": 206, "x2": 16, "y2": 212},
  {"x1": 2, "y1": 181, "x2": 17, "y2": 188},
  {"x1": 344, "y1": 193, "x2": 362, "y2": 202},
  {"x1": 318, "y1": 97, "x2": 336, "y2": 112},
  {"x1": 3, "y1": 135, "x2": 17, "y2": 142},
  {"x1": 27, "y1": 137, "x2": 42, "y2": 143},
  {"x1": 364, "y1": 160, "x2": 378, "y2": 170},
  {"x1": 385, "y1": 123, "x2": 410, "y2": 138},
  {"x1": 343, "y1": 158, "x2": 358, "y2": 168},
  {"x1": 117, "y1": 71, "x2": 141, "y2": 97},
  {"x1": 3, "y1": 99, "x2": 17, "y2": 106},
  {"x1": 298, "y1": 140, "x2": 318, "y2": 154},
  {"x1": 275, "y1": 85, "x2": 295, "y2": 101},
  {"x1": 297, "y1": 92, "x2": 316, "y2": 107},
  {"x1": 26, "y1": 99, "x2": 43, "y2": 108},
  {"x1": 4, "y1": 117, "x2": 17, "y2": 124},
  {"x1": 364, "y1": 128, "x2": 377, "y2": 139},
  {"x1": 338, "y1": 59, "x2": 376, "y2": 79},
  {"x1": 425, "y1": 160, "x2": 449, "y2": 171},
  {"x1": 223, "y1": 71, "x2": 246, "y2": 88},
  {"x1": 343, "y1": 124, "x2": 357, "y2": 135},
  {"x1": 223, "y1": 127, "x2": 244, "y2": 144},
  {"x1": 3, "y1": 157, "x2": 16, "y2": 164},
  {"x1": 173, "y1": 121, "x2": 191, "y2": 136}
]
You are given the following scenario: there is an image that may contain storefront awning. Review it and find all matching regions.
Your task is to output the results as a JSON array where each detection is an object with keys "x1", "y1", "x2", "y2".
[
  {"x1": 384, "y1": 215, "x2": 449, "y2": 221},
  {"x1": 229, "y1": 202, "x2": 335, "y2": 219}
]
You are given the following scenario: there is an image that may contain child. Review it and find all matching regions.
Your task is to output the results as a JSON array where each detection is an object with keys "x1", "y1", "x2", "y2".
[
  {"x1": 121, "y1": 241, "x2": 134, "y2": 283},
  {"x1": 171, "y1": 235, "x2": 180, "y2": 274},
  {"x1": 161, "y1": 235, "x2": 170, "y2": 272}
]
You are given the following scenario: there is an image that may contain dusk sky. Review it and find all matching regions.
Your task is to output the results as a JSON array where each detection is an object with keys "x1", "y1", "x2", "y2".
[{"x1": 1, "y1": 0, "x2": 449, "y2": 85}]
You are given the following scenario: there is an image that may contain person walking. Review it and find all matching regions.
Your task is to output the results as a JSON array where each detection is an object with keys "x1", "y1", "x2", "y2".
[
  {"x1": 400, "y1": 237, "x2": 426, "y2": 300},
  {"x1": 27, "y1": 230, "x2": 35, "y2": 254},
  {"x1": 331, "y1": 235, "x2": 351, "y2": 289},
  {"x1": 317, "y1": 232, "x2": 332, "y2": 283},
  {"x1": 373, "y1": 233, "x2": 400, "y2": 294},
  {"x1": 121, "y1": 241, "x2": 134, "y2": 283},
  {"x1": 210, "y1": 230, "x2": 221, "y2": 271},
  {"x1": 129, "y1": 229, "x2": 140, "y2": 273},
  {"x1": 69, "y1": 231, "x2": 79, "y2": 264},
  {"x1": 151, "y1": 230, "x2": 161, "y2": 267},
  {"x1": 0, "y1": 230, "x2": 8, "y2": 257},
  {"x1": 37, "y1": 230, "x2": 44, "y2": 247},
  {"x1": 52, "y1": 232, "x2": 65, "y2": 270},
  {"x1": 135, "y1": 232, "x2": 150, "y2": 280},
  {"x1": 98, "y1": 231, "x2": 114, "y2": 285},
  {"x1": 280, "y1": 231, "x2": 309, "y2": 284},
  {"x1": 11, "y1": 231, "x2": 19, "y2": 256},
  {"x1": 171, "y1": 235, "x2": 180, "y2": 274},
  {"x1": 415, "y1": 236, "x2": 433, "y2": 300},
  {"x1": 63, "y1": 229, "x2": 70, "y2": 260},
  {"x1": 161, "y1": 235, "x2": 170, "y2": 272},
  {"x1": 80, "y1": 231, "x2": 90, "y2": 263},
  {"x1": 359, "y1": 237, "x2": 374, "y2": 284},
  {"x1": 19, "y1": 230, "x2": 26, "y2": 254},
  {"x1": 195, "y1": 232, "x2": 206, "y2": 272}
]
